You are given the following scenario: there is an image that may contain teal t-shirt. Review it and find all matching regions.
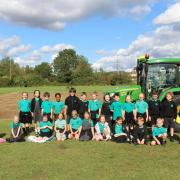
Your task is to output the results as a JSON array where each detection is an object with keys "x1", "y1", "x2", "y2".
[
  {"x1": 41, "y1": 100, "x2": 52, "y2": 114},
  {"x1": 88, "y1": 99, "x2": 101, "y2": 111},
  {"x1": 152, "y1": 127, "x2": 167, "y2": 137},
  {"x1": 38, "y1": 121, "x2": 52, "y2": 133},
  {"x1": 18, "y1": 99, "x2": 31, "y2": 112},
  {"x1": 55, "y1": 119, "x2": 66, "y2": 129},
  {"x1": 83, "y1": 119, "x2": 94, "y2": 127},
  {"x1": 52, "y1": 101, "x2": 65, "y2": 115},
  {"x1": 135, "y1": 100, "x2": 148, "y2": 114},
  {"x1": 123, "y1": 102, "x2": 135, "y2": 113},
  {"x1": 110, "y1": 101, "x2": 123, "y2": 120},
  {"x1": 97, "y1": 122, "x2": 105, "y2": 134},
  {"x1": 70, "y1": 117, "x2": 82, "y2": 130},
  {"x1": 10, "y1": 122, "x2": 23, "y2": 129},
  {"x1": 115, "y1": 124, "x2": 123, "y2": 134}
]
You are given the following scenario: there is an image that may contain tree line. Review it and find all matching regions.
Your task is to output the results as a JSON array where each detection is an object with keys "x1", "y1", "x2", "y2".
[{"x1": 0, "y1": 49, "x2": 133, "y2": 87}]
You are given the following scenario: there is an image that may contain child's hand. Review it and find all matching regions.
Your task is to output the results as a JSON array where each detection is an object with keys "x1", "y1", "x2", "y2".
[
  {"x1": 173, "y1": 119, "x2": 176, "y2": 122},
  {"x1": 141, "y1": 139, "x2": 145, "y2": 144},
  {"x1": 149, "y1": 116, "x2": 151, "y2": 121},
  {"x1": 157, "y1": 140, "x2": 161, "y2": 145}
]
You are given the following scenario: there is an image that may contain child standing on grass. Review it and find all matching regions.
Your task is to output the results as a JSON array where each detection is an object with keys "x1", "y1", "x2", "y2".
[
  {"x1": 38, "y1": 115, "x2": 53, "y2": 138},
  {"x1": 52, "y1": 93, "x2": 65, "y2": 120},
  {"x1": 95, "y1": 115, "x2": 111, "y2": 141},
  {"x1": 6, "y1": 115, "x2": 25, "y2": 143},
  {"x1": 68, "y1": 110, "x2": 82, "y2": 140},
  {"x1": 41, "y1": 92, "x2": 53, "y2": 123},
  {"x1": 88, "y1": 92, "x2": 102, "y2": 126},
  {"x1": 133, "y1": 117, "x2": 147, "y2": 145},
  {"x1": 148, "y1": 92, "x2": 161, "y2": 127},
  {"x1": 113, "y1": 117, "x2": 127, "y2": 143},
  {"x1": 79, "y1": 112, "x2": 95, "y2": 141},
  {"x1": 18, "y1": 92, "x2": 32, "y2": 135},
  {"x1": 110, "y1": 93, "x2": 123, "y2": 132},
  {"x1": 161, "y1": 92, "x2": 177, "y2": 142},
  {"x1": 135, "y1": 93, "x2": 149, "y2": 122},
  {"x1": 78, "y1": 92, "x2": 89, "y2": 119},
  {"x1": 54, "y1": 113, "x2": 67, "y2": 141},
  {"x1": 101, "y1": 94, "x2": 112, "y2": 132},
  {"x1": 151, "y1": 118, "x2": 167, "y2": 146},
  {"x1": 31, "y1": 90, "x2": 43, "y2": 134}
]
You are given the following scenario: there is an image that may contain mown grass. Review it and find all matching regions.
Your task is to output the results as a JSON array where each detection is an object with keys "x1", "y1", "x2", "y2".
[{"x1": 0, "y1": 120, "x2": 180, "y2": 180}]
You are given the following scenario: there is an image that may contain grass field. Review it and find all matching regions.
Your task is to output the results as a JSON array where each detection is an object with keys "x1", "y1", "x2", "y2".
[
  {"x1": 0, "y1": 120, "x2": 180, "y2": 180},
  {"x1": 0, "y1": 86, "x2": 180, "y2": 180}
]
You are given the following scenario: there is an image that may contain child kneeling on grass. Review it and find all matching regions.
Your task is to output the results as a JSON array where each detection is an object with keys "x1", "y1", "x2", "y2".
[
  {"x1": 6, "y1": 115, "x2": 25, "y2": 143},
  {"x1": 68, "y1": 110, "x2": 82, "y2": 140},
  {"x1": 95, "y1": 115, "x2": 111, "y2": 141},
  {"x1": 38, "y1": 115, "x2": 53, "y2": 138},
  {"x1": 113, "y1": 117, "x2": 127, "y2": 143},
  {"x1": 54, "y1": 113, "x2": 67, "y2": 141},
  {"x1": 151, "y1": 118, "x2": 167, "y2": 146}
]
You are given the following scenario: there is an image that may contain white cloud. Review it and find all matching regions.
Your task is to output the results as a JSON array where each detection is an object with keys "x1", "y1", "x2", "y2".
[{"x1": 0, "y1": 0, "x2": 157, "y2": 31}]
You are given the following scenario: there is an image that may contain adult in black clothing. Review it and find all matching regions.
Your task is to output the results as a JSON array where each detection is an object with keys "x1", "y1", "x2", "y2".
[
  {"x1": 78, "y1": 92, "x2": 89, "y2": 119},
  {"x1": 148, "y1": 92, "x2": 161, "y2": 127},
  {"x1": 161, "y1": 92, "x2": 177, "y2": 141},
  {"x1": 65, "y1": 88, "x2": 80, "y2": 124}
]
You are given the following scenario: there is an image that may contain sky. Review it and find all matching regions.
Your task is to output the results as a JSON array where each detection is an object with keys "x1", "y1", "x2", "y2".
[{"x1": 0, "y1": 0, "x2": 180, "y2": 71}]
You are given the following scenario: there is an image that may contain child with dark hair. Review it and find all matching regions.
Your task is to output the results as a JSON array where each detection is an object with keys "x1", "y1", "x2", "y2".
[
  {"x1": 161, "y1": 92, "x2": 177, "y2": 142},
  {"x1": 31, "y1": 90, "x2": 43, "y2": 134},
  {"x1": 65, "y1": 88, "x2": 80, "y2": 124},
  {"x1": 78, "y1": 92, "x2": 89, "y2": 119},
  {"x1": 52, "y1": 93, "x2": 65, "y2": 120},
  {"x1": 18, "y1": 92, "x2": 32, "y2": 135},
  {"x1": 41, "y1": 92, "x2": 53, "y2": 123},
  {"x1": 148, "y1": 92, "x2": 161, "y2": 127}
]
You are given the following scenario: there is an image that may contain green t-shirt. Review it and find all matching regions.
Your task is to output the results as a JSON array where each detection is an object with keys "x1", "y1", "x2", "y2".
[
  {"x1": 52, "y1": 101, "x2": 65, "y2": 115},
  {"x1": 38, "y1": 121, "x2": 52, "y2": 133},
  {"x1": 88, "y1": 99, "x2": 101, "y2": 111},
  {"x1": 110, "y1": 101, "x2": 123, "y2": 120},
  {"x1": 152, "y1": 127, "x2": 167, "y2": 137},
  {"x1": 41, "y1": 100, "x2": 52, "y2": 114},
  {"x1": 135, "y1": 100, "x2": 148, "y2": 114},
  {"x1": 10, "y1": 122, "x2": 23, "y2": 129},
  {"x1": 97, "y1": 122, "x2": 105, "y2": 134},
  {"x1": 55, "y1": 119, "x2": 66, "y2": 129},
  {"x1": 83, "y1": 119, "x2": 94, "y2": 127},
  {"x1": 115, "y1": 124, "x2": 123, "y2": 134},
  {"x1": 123, "y1": 102, "x2": 135, "y2": 113},
  {"x1": 18, "y1": 99, "x2": 31, "y2": 112},
  {"x1": 70, "y1": 117, "x2": 82, "y2": 130}
]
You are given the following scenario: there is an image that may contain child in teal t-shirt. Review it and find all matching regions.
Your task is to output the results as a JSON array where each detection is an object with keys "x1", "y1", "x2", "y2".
[
  {"x1": 54, "y1": 113, "x2": 67, "y2": 141},
  {"x1": 52, "y1": 93, "x2": 65, "y2": 120},
  {"x1": 151, "y1": 118, "x2": 167, "y2": 146},
  {"x1": 68, "y1": 110, "x2": 82, "y2": 140},
  {"x1": 88, "y1": 92, "x2": 102, "y2": 126}
]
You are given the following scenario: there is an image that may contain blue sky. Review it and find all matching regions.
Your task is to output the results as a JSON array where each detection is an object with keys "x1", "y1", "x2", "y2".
[{"x1": 0, "y1": 0, "x2": 179, "y2": 70}]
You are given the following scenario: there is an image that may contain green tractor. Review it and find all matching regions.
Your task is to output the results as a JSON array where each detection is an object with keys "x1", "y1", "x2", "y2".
[{"x1": 108, "y1": 55, "x2": 180, "y2": 131}]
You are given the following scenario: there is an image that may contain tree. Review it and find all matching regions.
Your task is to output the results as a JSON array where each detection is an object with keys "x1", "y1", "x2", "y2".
[{"x1": 34, "y1": 62, "x2": 52, "y2": 78}]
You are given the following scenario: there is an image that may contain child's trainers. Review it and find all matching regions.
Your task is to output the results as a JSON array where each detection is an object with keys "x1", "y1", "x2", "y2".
[{"x1": 170, "y1": 136, "x2": 174, "y2": 142}]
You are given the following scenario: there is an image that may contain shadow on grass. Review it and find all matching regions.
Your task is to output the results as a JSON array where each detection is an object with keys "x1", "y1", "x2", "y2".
[{"x1": 0, "y1": 133, "x2": 6, "y2": 138}]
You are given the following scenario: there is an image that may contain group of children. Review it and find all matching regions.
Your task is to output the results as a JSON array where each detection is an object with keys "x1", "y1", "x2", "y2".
[{"x1": 5, "y1": 87, "x2": 178, "y2": 145}]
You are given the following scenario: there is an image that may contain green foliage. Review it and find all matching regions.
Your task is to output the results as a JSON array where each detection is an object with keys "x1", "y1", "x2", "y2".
[{"x1": 34, "y1": 62, "x2": 52, "y2": 78}]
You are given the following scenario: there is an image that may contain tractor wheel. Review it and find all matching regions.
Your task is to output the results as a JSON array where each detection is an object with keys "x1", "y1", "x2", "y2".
[{"x1": 174, "y1": 95, "x2": 180, "y2": 133}]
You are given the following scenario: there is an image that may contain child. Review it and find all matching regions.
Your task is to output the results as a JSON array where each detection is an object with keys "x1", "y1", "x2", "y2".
[
  {"x1": 161, "y1": 92, "x2": 177, "y2": 142},
  {"x1": 122, "y1": 95, "x2": 136, "y2": 132},
  {"x1": 94, "y1": 115, "x2": 111, "y2": 141},
  {"x1": 68, "y1": 110, "x2": 82, "y2": 140},
  {"x1": 101, "y1": 94, "x2": 112, "y2": 131},
  {"x1": 65, "y1": 88, "x2": 80, "y2": 124},
  {"x1": 148, "y1": 92, "x2": 161, "y2": 127},
  {"x1": 38, "y1": 115, "x2": 53, "y2": 138},
  {"x1": 151, "y1": 118, "x2": 167, "y2": 146},
  {"x1": 110, "y1": 93, "x2": 123, "y2": 131},
  {"x1": 41, "y1": 92, "x2": 53, "y2": 123},
  {"x1": 6, "y1": 115, "x2": 25, "y2": 143},
  {"x1": 88, "y1": 92, "x2": 102, "y2": 126},
  {"x1": 79, "y1": 112, "x2": 95, "y2": 141},
  {"x1": 18, "y1": 92, "x2": 32, "y2": 135},
  {"x1": 135, "y1": 93, "x2": 149, "y2": 122},
  {"x1": 78, "y1": 92, "x2": 89, "y2": 119},
  {"x1": 113, "y1": 117, "x2": 127, "y2": 143},
  {"x1": 52, "y1": 93, "x2": 65, "y2": 120},
  {"x1": 54, "y1": 113, "x2": 67, "y2": 141},
  {"x1": 31, "y1": 90, "x2": 43, "y2": 134},
  {"x1": 133, "y1": 117, "x2": 147, "y2": 145}
]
